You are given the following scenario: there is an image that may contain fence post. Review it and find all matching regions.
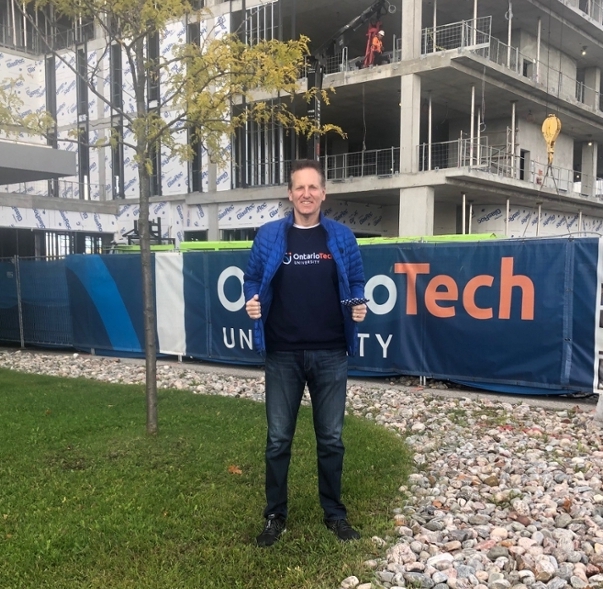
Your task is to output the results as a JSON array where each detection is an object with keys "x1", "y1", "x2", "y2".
[{"x1": 13, "y1": 255, "x2": 24, "y2": 349}]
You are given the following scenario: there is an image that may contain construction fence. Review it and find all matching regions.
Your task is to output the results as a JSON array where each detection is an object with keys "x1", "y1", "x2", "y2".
[{"x1": 1, "y1": 236, "x2": 602, "y2": 396}]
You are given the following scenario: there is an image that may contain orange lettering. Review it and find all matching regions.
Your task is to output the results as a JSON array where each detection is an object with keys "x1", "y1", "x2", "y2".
[
  {"x1": 394, "y1": 263, "x2": 430, "y2": 314},
  {"x1": 425, "y1": 275, "x2": 458, "y2": 318},
  {"x1": 499, "y1": 257, "x2": 534, "y2": 320},
  {"x1": 464, "y1": 275, "x2": 494, "y2": 319},
  {"x1": 394, "y1": 258, "x2": 534, "y2": 321}
]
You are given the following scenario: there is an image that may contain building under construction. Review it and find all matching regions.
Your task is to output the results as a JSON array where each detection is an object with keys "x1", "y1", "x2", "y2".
[{"x1": 0, "y1": 0, "x2": 602, "y2": 255}]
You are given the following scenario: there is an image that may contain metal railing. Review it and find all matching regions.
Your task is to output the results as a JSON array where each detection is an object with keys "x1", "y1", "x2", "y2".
[
  {"x1": 421, "y1": 16, "x2": 491, "y2": 55},
  {"x1": 300, "y1": 45, "x2": 394, "y2": 77},
  {"x1": 0, "y1": 178, "x2": 106, "y2": 200},
  {"x1": 473, "y1": 36, "x2": 519, "y2": 72},
  {"x1": 477, "y1": 43, "x2": 600, "y2": 111},
  {"x1": 419, "y1": 137, "x2": 491, "y2": 171},
  {"x1": 418, "y1": 137, "x2": 583, "y2": 194},
  {"x1": 578, "y1": 0, "x2": 603, "y2": 24},
  {"x1": 234, "y1": 139, "x2": 603, "y2": 203},
  {"x1": 574, "y1": 177, "x2": 603, "y2": 201},
  {"x1": 236, "y1": 147, "x2": 402, "y2": 189},
  {"x1": 234, "y1": 159, "x2": 291, "y2": 189},
  {"x1": 45, "y1": 21, "x2": 95, "y2": 51},
  {"x1": 0, "y1": 20, "x2": 94, "y2": 55},
  {"x1": 323, "y1": 147, "x2": 400, "y2": 179},
  {"x1": 322, "y1": 49, "x2": 351, "y2": 75},
  {"x1": 419, "y1": 19, "x2": 602, "y2": 112},
  {"x1": 0, "y1": 22, "x2": 41, "y2": 54}
]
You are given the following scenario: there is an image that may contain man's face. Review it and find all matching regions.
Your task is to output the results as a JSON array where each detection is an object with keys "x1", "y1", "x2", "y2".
[{"x1": 288, "y1": 167, "x2": 326, "y2": 223}]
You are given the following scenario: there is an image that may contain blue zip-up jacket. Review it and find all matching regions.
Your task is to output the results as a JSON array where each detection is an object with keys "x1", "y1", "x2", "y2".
[{"x1": 243, "y1": 213, "x2": 366, "y2": 356}]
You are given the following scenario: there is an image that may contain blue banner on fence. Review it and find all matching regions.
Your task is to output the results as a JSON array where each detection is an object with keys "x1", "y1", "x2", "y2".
[
  {"x1": 59, "y1": 237, "x2": 603, "y2": 394},
  {"x1": 203, "y1": 251, "x2": 258, "y2": 363},
  {"x1": 65, "y1": 254, "x2": 146, "y2": 354},
  {"x1": 347, "y1": 239, "x2": 597, "y2": 392},
  {"x1": 20, "y1": 259, "x2": 73, "y2": 347}
]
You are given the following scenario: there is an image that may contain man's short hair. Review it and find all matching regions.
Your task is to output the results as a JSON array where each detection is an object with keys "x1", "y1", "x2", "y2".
[{"x1": 288, "y1": 159, "x2": 326, "y2": 190}]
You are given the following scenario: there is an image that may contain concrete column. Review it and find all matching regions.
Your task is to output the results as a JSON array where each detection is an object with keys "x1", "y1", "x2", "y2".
[
  {"x1": 402, "y1": 0, "x2": 422, "y2": 60},
  {"x1": 398, "y1": 186, "x2": 434, "y2": 236},
  {"x1": 581, "y1": 141, "x2": 598, "y2": 198},
  {"x1": 584, "y1": 67, "x2": 601, "y2": 109},
  {"x1": 205, "y1": 203, "x2": 220, "y2": 241},
  {"x1": 400, "y1": 74, "x2": 421, "y2": 173}
]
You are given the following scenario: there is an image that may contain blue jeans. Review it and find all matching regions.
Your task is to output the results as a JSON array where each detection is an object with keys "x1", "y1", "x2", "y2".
[{"x1": 264, "y1": 349, "x2": 349, "y2": 521}]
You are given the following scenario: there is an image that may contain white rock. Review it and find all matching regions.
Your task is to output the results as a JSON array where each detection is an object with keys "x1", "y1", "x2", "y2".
[{"x1": 340, "y1": 576, "x2": 360, "y2": 589}]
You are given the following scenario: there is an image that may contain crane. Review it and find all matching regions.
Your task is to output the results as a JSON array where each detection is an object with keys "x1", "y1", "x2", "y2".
[{"x1": 306, "y1": 0, "x2": 396, "y2": 160}]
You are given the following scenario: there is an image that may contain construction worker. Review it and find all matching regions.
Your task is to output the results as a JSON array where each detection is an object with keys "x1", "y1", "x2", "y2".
[{"x1": 371, "y1": 30, "x2": 388, "y2": 66}]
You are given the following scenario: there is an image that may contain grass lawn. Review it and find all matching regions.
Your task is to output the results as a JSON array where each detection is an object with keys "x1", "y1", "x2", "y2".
[{"x1": 0, "y1": 368, "x2": 412, "y2": 589}]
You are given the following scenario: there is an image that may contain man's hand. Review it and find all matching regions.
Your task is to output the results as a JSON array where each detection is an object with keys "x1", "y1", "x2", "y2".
[
  {"x1": 351, "y1": 303, "x2": 367, "y2": 322},
  {"x1": 246, "y1": 294, "x2": 262, "y2": 320}
]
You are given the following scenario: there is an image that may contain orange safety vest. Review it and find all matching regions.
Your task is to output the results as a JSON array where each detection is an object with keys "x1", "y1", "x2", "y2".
[{"x1": 372, "y1": 35, "x2": 383, "y2": 54}]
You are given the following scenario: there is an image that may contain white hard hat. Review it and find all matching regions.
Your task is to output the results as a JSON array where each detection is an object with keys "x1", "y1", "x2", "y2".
[{"x1": 378, "y1": 30, "x2": 385, "y2": 36}]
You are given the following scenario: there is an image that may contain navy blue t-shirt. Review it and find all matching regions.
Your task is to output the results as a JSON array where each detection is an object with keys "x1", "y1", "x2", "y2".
[{"x1": 265, "y1": 224, "x2": 346, "y2": 352}]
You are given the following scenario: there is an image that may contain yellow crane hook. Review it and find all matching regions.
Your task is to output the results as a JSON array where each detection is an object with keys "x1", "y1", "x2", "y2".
[{"x1": 542, "y1": 114, "x2": 562, "y2": 166}]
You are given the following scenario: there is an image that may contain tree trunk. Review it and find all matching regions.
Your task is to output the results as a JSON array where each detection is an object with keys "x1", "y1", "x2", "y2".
[
  {"x1": 131, "y1": 36, "x2": 158, "y2": 436},
  {"x1": 138, "y1": 162, "x2": 158, "y2": 435}
]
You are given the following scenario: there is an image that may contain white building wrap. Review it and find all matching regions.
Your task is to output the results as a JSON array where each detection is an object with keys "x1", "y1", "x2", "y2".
[
  {"x1": 116, "y1": 203, "x2": 140, "y2": 240},
  {"x1": 218, "y1": 199, "x2": 291, "y2": 229},
  {"x1": 123, "y1": 131, "x2": 139, "y2": 198},
  {"x1": 323, "y1": 200, "x2": 385, "y2": 233},
  {"x1": 0, "y1": 53, "x2": 45, "y2": 145},
  {"x1": 171, "y1": 202, "x2": 185, "y2": 244},
  {"x1": 161, "y1": 116, "x2": 188, "y2": 196},
  {"x1": 121, "y1": 46, "x2": 136, "y2": 116},
  {"x1": 55, "y1": 51, "x2": 76, "y2": 128},
  {"x1": 87, "y1": 49, "x2": 98, "y2": 119},
  {"x1": 116, "y1": 201, "x2": 174, "y2": 242},
  {"x1": 186, "y1": 204, "x2": 209, "y2": 232},
  {"x1": 474, "y1": 204, "x2": 603, "y2": 237},
  {"x1": 0, "y1": 205, "x2": 116, "y2": 234},
  {"x1": 88, "y1": 129, "x2": 101, "y2": 201},
  {"x1": 101, "y1": 50, "x2": 112, "y2": 118},
  {"x1": 58, "y1": 129, "x2": 79, "y2": 195},
  {"x1": 160, "y1": 22, "x2": 188, "y2": 197}
]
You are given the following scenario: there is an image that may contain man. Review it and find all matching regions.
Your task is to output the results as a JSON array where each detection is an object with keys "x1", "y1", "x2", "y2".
[
  {"x1": 371, "y1": 30, "x2": 388, "y2": 66},
  {"x1": 243, "y1": 159, "x2": 367, "y2": 547}
]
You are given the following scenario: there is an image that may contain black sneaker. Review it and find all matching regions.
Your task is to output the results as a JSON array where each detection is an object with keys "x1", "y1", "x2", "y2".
[
  {"x1": 256, "y1": 514, "x2": 286, "y2": 547},
  {"x1": 325, "y1": 518, "x2": 360, "y2": 541}
]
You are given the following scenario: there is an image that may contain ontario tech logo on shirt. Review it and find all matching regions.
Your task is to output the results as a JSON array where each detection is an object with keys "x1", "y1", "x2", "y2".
[{"x1": 282, "y1": 251, "x2": 333, "y2": 266}]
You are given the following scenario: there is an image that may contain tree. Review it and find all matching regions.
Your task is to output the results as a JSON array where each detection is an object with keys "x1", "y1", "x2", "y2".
[{"x1": 4, "y1": 0, "x2": 339, "y2": 434}]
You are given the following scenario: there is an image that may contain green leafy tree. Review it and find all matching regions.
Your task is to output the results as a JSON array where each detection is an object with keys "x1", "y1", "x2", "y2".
[{"x1": 4, "y1": 0, "x2": 340, "y2": 434}]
